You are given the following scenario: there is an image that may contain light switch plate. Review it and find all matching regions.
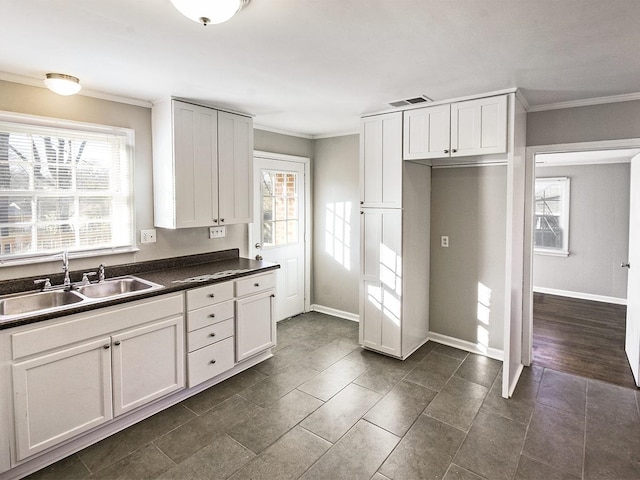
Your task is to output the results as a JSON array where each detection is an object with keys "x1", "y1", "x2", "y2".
[
  {"x1": 209, "y1": 226, "x2": 226, "y2": 239},
  {"x1": 140, "y1": 229, "x2": 157, "y2": 244},
  {"x1": 441, "y1": 235, "x2": 449, "y2": 247}
]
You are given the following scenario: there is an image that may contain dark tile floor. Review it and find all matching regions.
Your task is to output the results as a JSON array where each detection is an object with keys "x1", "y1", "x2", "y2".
[{"x1": 27, "y1": 312, "x2": 640, "y2": 480}]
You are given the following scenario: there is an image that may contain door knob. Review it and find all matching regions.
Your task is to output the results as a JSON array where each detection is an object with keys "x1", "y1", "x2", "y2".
[
  {"x1": 621, "y1": 262, "x2": 631, "y2": 269},
  {"x1": 255, "y1": 254, "x2": 263, "y2": 261}
]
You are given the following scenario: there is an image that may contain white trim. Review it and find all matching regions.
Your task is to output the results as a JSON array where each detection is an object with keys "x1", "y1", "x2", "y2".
[
  {"x1": 533, "y1": 286, "x2": 627, "y2": 306},
  {"x1": 0, "y1": 71, "x2": 152, "y2": 108},
  {"x1": 251, "y1": 151, "x2": 312, "y2": 315},
  {"x1": 362, "y1": 88, "x2": 519, "y2": 118},
  {"x1": 310, "y1": 304, "x2": 359, "y2": 323},
  {"x1": 528, "y1": 92, "x2": 640, "y2": 112},
  {"x1": 253, "y1": 124, "x2": 313, "y2": 140},
  {"x1": 312, "y1": 130, "x2": 359, "y2": 140},
  {"x1": 427, "y1": 331, "x2": 504, "y2": 361}
]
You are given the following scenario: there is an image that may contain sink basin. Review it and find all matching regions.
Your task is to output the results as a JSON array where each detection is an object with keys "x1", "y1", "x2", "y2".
[
  {"x1": 0, "y1": 290, "x2": 84, "y2": 316},
  {"x1": 77, "y1": 276, "x2": 161, "y2": 299}
]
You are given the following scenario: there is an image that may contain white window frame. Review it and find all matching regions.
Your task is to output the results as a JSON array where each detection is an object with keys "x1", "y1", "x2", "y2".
[
  {"x1": 534, "y1": 176, "x2": 570, "y2": 257},
  {"x1": 0, "y1": 111, "x2": 136, "y2": 266}
]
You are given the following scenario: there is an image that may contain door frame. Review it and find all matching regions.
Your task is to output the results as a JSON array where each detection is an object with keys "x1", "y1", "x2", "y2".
[
  {"x1": 250, "y1": 150, "x2": 311, "y2": 314},
  {"x1": 523, "y1": 138, "x2": 640, "y2": 366}
]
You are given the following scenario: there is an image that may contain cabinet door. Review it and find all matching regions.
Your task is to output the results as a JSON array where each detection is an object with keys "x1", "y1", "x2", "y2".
[
  {"x1": 451, "y1": 95, "x2": 507, "y2": 157},
  {"x1": 218, "y1": 111, "x2": 253, "y2": 225},
  {"x1": 359, "y1": 209, "x2": 402, "y2": 356},
  {"x1": 172, "y1": 100, "x2": 219, "y2": 228},
  {"x1": 360, "y1": 112, "x2": 402, "y2": 208},
  {"x1": 12, "y1": 338, "x2": 113, "y2": 460},
  {"x1": 235, "y1": 290, "x2": 275, "y2": 362},
  {"x1": 111, "y1": 316, "x2": 184, "y2": 416},
  {"x1": 403, "y1": 105, "x2": 451, "y2": 160}
]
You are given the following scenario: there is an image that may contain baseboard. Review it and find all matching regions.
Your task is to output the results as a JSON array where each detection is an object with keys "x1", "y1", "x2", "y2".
[
  {"x1": 310, "y1": 304, "x2": 359, "y2": 322},
  {"x1": 428, "y1": 331, "x2": 504, "y2": 361},
  {"x1": 533, "y1": 286, "x2": 627, "y2": 306}
]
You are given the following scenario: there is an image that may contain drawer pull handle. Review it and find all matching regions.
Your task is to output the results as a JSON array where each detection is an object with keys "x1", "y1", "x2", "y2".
[
  {"x1": 209, "y1": 313, "x2": 216, "y2": 318},
  {"x1": 254, "y1": 283, "x2": 260, "y2": 287},
  {"x1": 209, "y1": 333, "x2": 216, "y2": 337},
  {"x1": 208, "y1": 293, "x2": 215, "y2": 298},
  {"x1": 210, "y1": 359, "x2": 216, "y2": 364}
]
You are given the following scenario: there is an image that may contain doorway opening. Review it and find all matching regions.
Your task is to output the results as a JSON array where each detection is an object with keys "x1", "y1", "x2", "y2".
[{"x1": 524, "y1": 142, "x2": 640, "y2": 389}]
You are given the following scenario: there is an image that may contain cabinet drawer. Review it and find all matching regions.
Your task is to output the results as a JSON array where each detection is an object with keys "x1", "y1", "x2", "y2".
[
  {"x1": 186, "y1": 281, "x2": 233, "y2": 310},
  {"x1": 186, "y1": 300, "x2": 234, "y2": 332},
  {"x1": 187, "y1": 336, "x2": 234, "y2": 387},
  {"x1": 187, "y1": 318, "x2": 234, "y2": 353},
  {"x1": 235, "y1": 273, "x2": 276, "y2": 297}
]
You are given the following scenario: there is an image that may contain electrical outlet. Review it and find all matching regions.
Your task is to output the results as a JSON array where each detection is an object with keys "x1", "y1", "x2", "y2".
[
  {"x1": 209, "y1": 226, "x2": 226, "y2": 239},
  {"x1": 140, "y1": 229, "x2": 157, "y2": 244},
  {"x1": 441, "y1": 235, "x2": 449, "y2": 248}
]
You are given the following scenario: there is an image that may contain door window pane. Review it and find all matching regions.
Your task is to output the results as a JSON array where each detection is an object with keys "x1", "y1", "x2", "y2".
[{"x1": 261, "y1": 170, "x2": 299, "y2": 247}]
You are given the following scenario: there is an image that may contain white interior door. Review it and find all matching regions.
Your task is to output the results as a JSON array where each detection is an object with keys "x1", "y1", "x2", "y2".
[
  {"x1": 251, "y1": 155, "x2": 306, "y2": 321},
  {"x1": 625, "y1": 154, "x2": 640, "y2": 386}
]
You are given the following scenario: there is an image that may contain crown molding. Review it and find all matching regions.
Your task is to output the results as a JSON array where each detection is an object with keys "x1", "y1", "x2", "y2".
[
  {"x1": 528, "y1": 92, "x2": 640, "y2": 112},
  {"x1": 253, "y1": 124, "x2": 313, "y2": 139},
  {"x1": 0, "y1": 72, "x2": 153, "y2": 108}
]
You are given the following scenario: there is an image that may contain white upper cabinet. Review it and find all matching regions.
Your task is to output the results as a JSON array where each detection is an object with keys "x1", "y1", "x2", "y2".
[
  {"x1": 403, "y1": 104, "x2": 451, "y2": 160},
  {"x1": 218, "y1": 111, "x2": 253, "y2": 225},
  {"x1": 153, "y1": 99, "x2": 253, "y2": 229},
  {"x1": 360, "y1": 112, "x2": 403, "y2": 208},
  {"x1": 402, "y1": 94, "x2": 508, "y2": 161},
  {"x1": 450, "y1": 95, "x2": 507, "y2": 157}
]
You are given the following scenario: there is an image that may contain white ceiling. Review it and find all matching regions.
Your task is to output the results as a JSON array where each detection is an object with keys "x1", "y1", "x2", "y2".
[{"x1": 2, "y1": 0, "x2": 640, "y2": 137}]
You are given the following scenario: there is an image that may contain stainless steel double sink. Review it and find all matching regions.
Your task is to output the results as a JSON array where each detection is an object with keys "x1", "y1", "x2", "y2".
[{"x1": 0, "y1": 276, "x2": 163, "y2": 320}]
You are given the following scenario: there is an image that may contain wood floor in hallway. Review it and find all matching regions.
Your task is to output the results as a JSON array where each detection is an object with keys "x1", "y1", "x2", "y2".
[{"x1": 532, "y1": 292, "x2": 637, "y2": 389}]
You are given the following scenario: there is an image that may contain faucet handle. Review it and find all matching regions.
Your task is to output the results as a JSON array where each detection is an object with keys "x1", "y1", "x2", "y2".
[
  {"x1": 34, "y1": 278, "x2": 52, "y2": 290},
  {"x1": 98, "y1": 264, "x2": 106, "y2": 283},
  {"x1": 81, "y1": 272, "x2": 97, "y2": 286}
]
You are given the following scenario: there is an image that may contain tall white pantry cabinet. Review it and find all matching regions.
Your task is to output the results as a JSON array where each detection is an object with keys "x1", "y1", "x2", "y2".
[{"x1": 359, "y1": 112, "x2": 431, "y2": 359}]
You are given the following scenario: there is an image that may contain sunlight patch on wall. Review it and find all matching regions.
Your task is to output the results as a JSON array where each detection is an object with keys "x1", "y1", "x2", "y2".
[
  {"x1": 476, "y1": 282, "x2": 492, "y2": 354},
  {"x1": 325, "y1": 202, "x2": 352, "y2": 270}
]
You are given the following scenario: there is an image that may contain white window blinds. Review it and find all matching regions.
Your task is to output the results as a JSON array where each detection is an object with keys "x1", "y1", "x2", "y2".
[{"x1": 0, "y1": 113, "x2": 134, "y2": 261}]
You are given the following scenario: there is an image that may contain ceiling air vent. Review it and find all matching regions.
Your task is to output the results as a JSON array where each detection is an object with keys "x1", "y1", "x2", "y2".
[{"x1": 388, "y1": 95, "x2": 433, "y2": 108}]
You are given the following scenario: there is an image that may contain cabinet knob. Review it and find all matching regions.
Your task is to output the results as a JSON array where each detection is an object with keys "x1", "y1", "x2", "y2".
[
  {"x1": 452, "y1": 148, "x2": 457, "y2": 153},
  {"x1": 114, "y1": 341, "x2": 121, "y2": 346},
  {"x1": 270, "y1": 294, "x2": 276, "y2": 298},
  {"x1": 208, "y1": 293, "x2": 215, "y2": 298},
  {"x1": 360, "y1": 201, "x2": 363, "y2": 205},
  {"x1": 220, "y1": 218, "x2": 225, "y2": 223},
  {"x1": 103, "y1": 344, "x2": 110, "y2": 349},
  {"x1": 444, "y1": 149, "x2": 449, "y2": 154},
  {"x1": 209, "y1": 313, "x2": 216, "y2": 318},
  {"x1": 213, "y1": 219, "x2": 218, "y2": 223},
  {"x1": 254, "y1": 283, "x2": 260, "y2": 287},
  {"x1": 210, "y1": 359, "x2": 216, "y2": 364},
  {"x1": 209, "y1": 332, "x2": 216, "y2": 337}
]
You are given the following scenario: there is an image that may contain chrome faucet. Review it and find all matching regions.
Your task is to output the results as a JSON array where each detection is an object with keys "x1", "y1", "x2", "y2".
[
  {"x1": 62, "y1": 251, "x2": 72, "y2": 290},
  {"x1": 98, "y1": 264, "x2": 106, "y2": 283}
]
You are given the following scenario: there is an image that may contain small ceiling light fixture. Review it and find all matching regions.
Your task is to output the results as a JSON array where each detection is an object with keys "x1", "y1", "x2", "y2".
[
  {"x1": 169, "y1": 0, "x2": 250, "y2": 26},
  {"x1": 44, "y1": 73, "x2": 82, "y2": 96}
]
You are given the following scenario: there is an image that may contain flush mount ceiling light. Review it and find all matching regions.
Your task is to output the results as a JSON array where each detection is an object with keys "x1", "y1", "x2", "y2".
[
  {"x1": 44, "y1": 73, "x2": 82, "y2": 96},
  {"x1": 169, "y1": 0, "x2": 250, "y2": 26}
]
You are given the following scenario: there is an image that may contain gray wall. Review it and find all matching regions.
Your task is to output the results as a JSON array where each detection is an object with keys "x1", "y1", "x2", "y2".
[
  {"x1": 0, "y1": 80, "x2": 311, "y2": 282},
  {"x1": 527, "y1": 100, "x2": 640, "y2": 146},
  {"x1": 429, "y1": 166, "x2": 507, "y2": 350},
  {"x1": 311, "y1": 135, "x2": 360, "y2": 313},
  {"x1": 533, "y1": 163, "x2": 630, "y2": 299}
]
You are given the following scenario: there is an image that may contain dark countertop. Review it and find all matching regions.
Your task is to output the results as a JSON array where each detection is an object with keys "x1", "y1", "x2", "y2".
[{"x1": 0, "y1": 249, "x2": 279, "y2": 330}]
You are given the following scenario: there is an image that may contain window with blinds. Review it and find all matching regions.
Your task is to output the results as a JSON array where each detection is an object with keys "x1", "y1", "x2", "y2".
[{"x1": 0, "y1": 113, "x2": 134, "y2": 262}]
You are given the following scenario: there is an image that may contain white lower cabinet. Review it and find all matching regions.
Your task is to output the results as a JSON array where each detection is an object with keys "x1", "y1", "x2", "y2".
[
  {"x1": 235, "y1": 289, "x2": 275, "y2": 362},
  {"x1": 111, "y1": 316, "x2": 184, "y2": 416},
  {"x1": 9, "y1": 293, "x2": 184, "y2": 461},
  {"x1": 12, "y1": 337, "x2": 113, "y2": 461}
]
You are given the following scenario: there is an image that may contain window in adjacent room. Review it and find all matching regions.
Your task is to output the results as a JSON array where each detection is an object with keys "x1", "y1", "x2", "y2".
[
  {"x1": 534, "y1": 176, "x2": 570, "y2": 256},
  {"x1": 0, "y1": 112, "x2": 134, "y2": 264}
]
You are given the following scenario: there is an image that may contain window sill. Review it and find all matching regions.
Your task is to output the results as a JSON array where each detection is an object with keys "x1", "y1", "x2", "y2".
[
  {"x1": 534, "y1": 249, "x2": 570, "y2": 258},
  {"x1": 0, "y1": 246, "x2": 140, "y2": 267}
]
